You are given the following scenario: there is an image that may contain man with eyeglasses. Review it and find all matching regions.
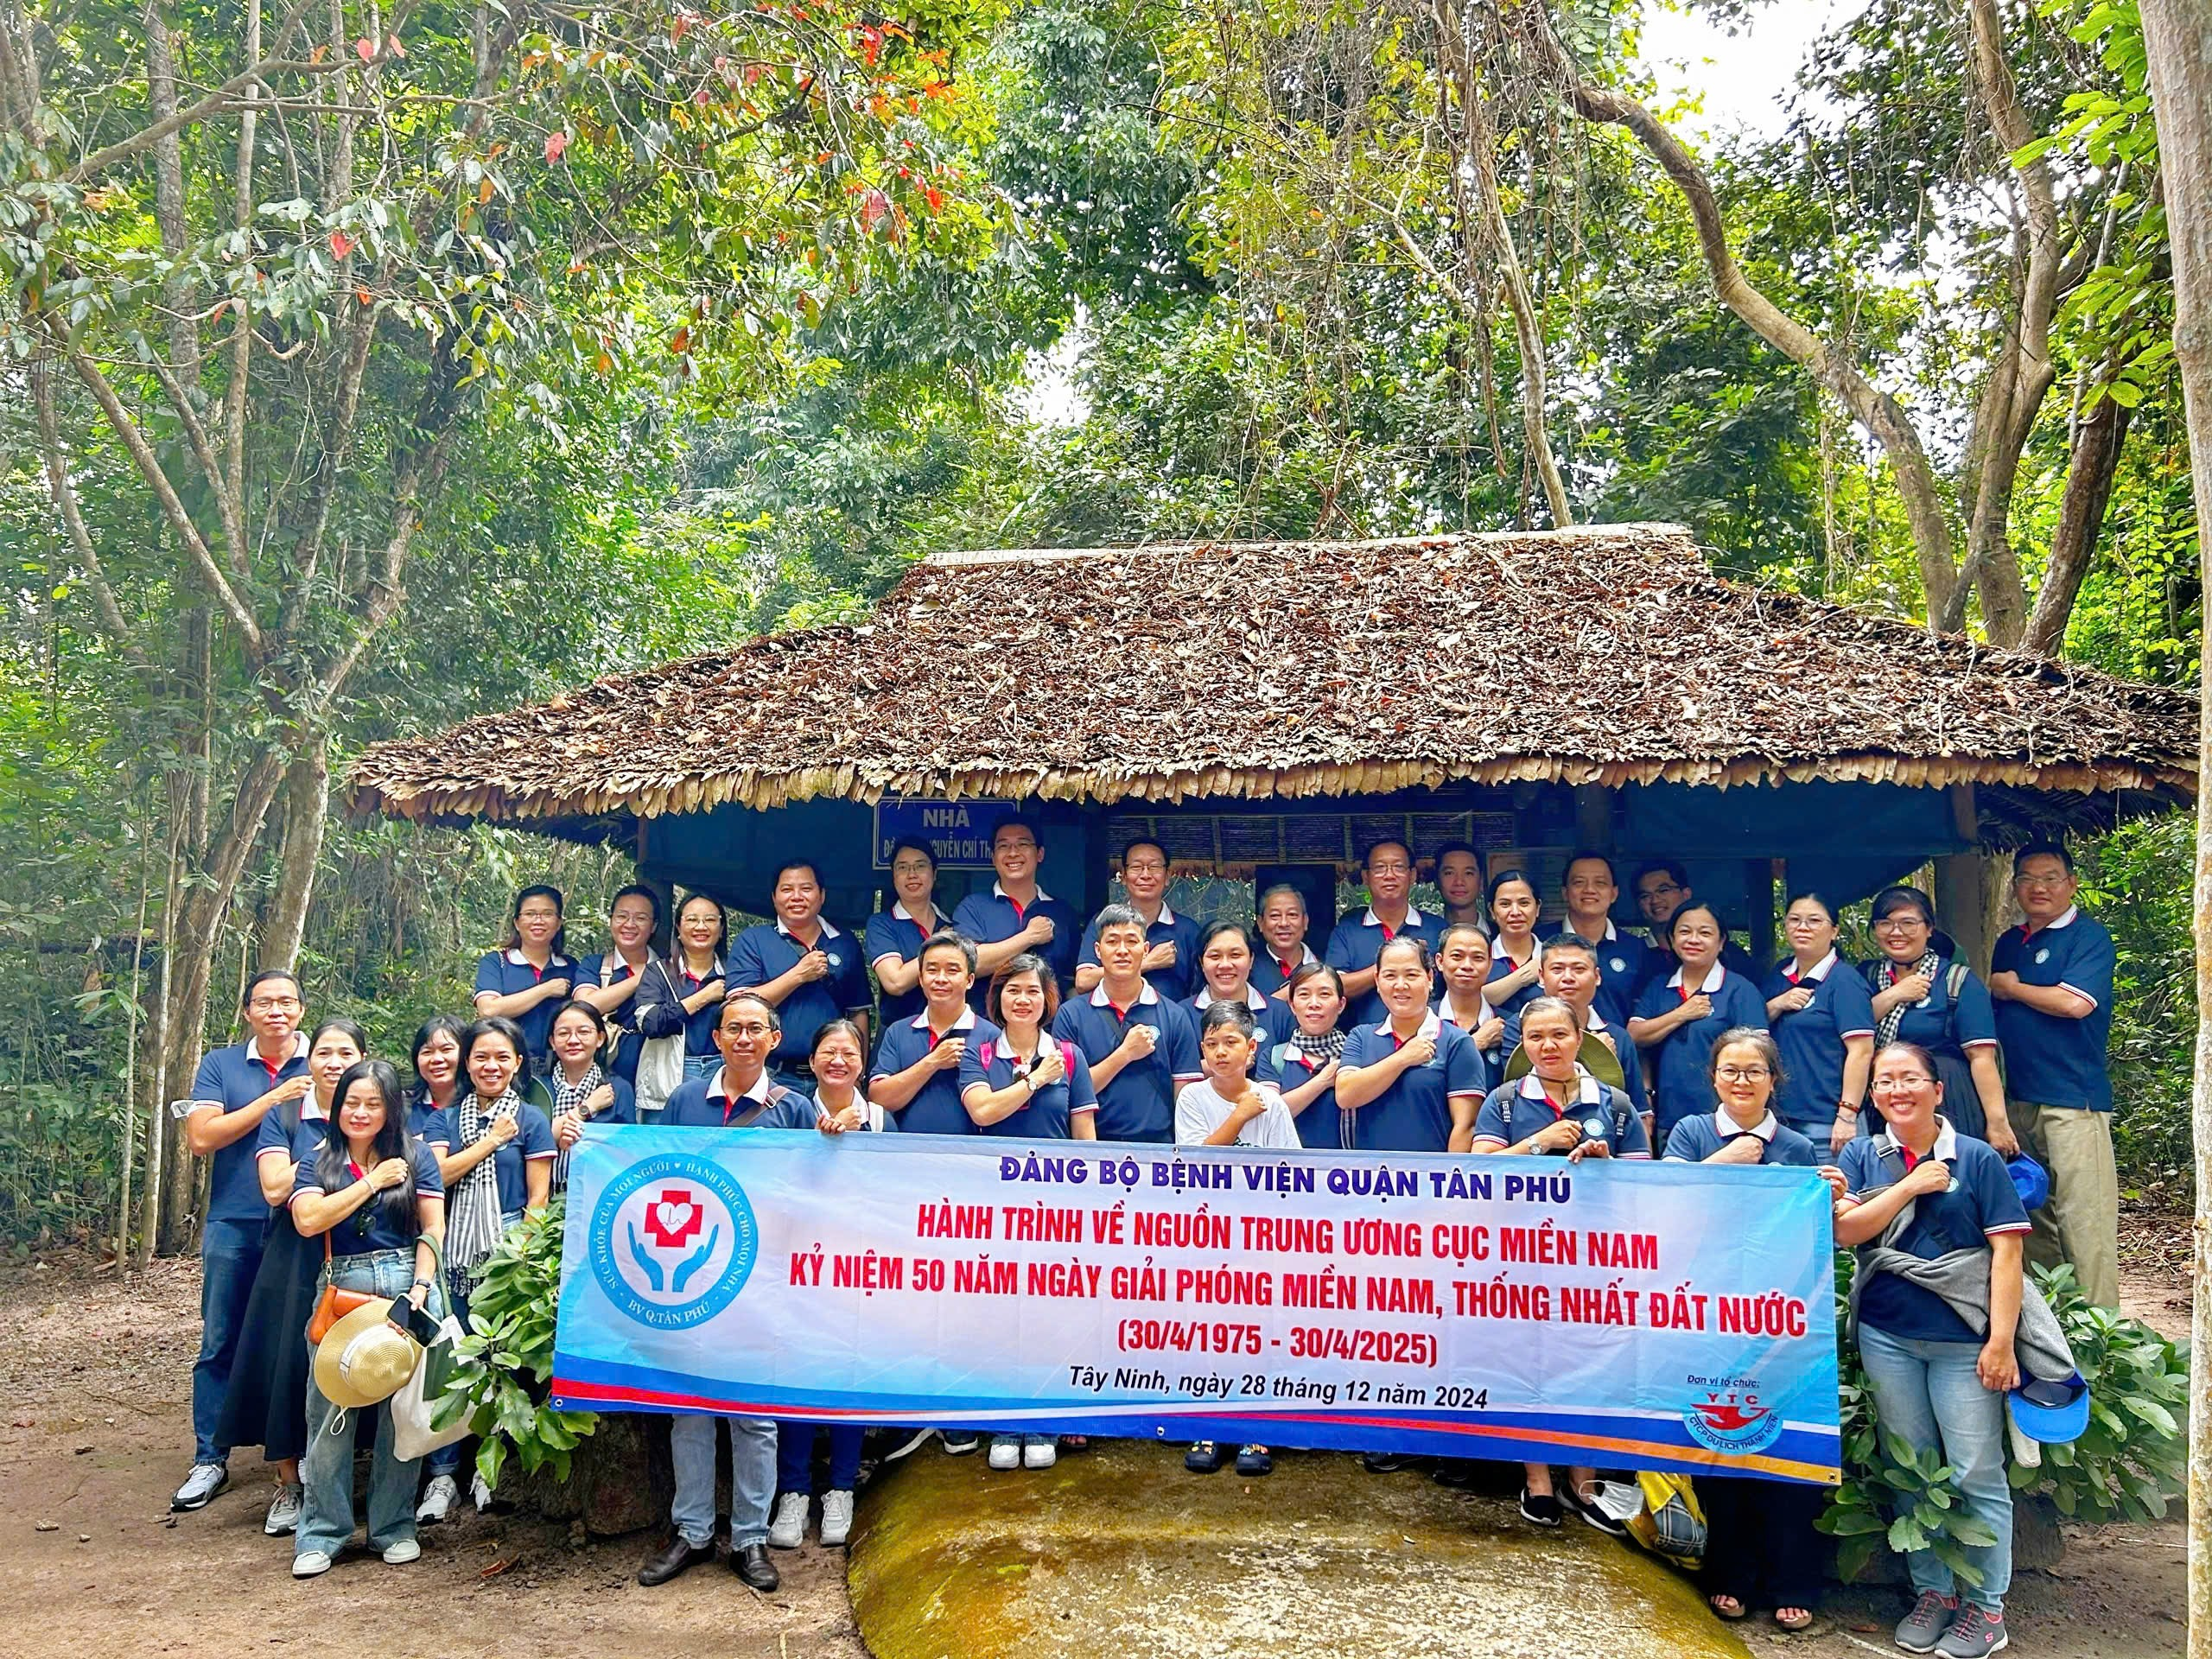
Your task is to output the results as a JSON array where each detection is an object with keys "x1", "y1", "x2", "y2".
[
  {"x1": 1630, "y1": 859, "x2": 1758, "y2": 986},
  {"x1": 1325, "y1": 838, "x2": 1442, "y2": 1027},
  {"x1": 174, "y1": 969, "x2": 313, "y2": 1513},
  {"x1": 953, "y1": 816, "x2": 1081, "y2": 1007},
  {"x1": 1987, "y1": 842, "x2": 2120, "y2": 1309},
  {"x1": 640, "y1": 994, "x2": 823, "y2": 1592},
  {"x1": 1074, "y1": 838, "x2": 1202, "y2": 1002}
]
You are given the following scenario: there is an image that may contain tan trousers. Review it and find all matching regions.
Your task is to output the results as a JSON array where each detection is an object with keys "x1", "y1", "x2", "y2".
[{"x1": 2011, "y1": 1099, "x2": 2120, "y2": 1311}]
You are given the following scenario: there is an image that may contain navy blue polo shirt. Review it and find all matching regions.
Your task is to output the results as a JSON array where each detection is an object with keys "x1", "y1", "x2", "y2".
[
  {"x1": 950, "y1": 884, "x2": 1082, "y2": 1002},
  {"x1": 1637, "y1": 935, "x2": 1761, "y2": 995},
  {"x1": 1191, "y1": 988, "x2": 1296, "y2": 1084},
  {"x1": 1324, "y1": 907, "x2": 1443, "y2": 1027},
  {"x1": 1269, "y1": 1042, "x2": 1347, "y2": 1149},
  {"x1": 1990, "y1": 907, "x2": 2117, "y2": 1112},
  {"x1": 634, "y1": 957, "x2": 727, "y2": 1058},
  {"x1": 1630, "y1": 965, "x2": 1770, "y2": 1145},
  {"x1": 427, "y1": 1100, "x2": 556, "y2": 1214},
  {"x1": 1077, "y1": 905, "x2": 1204, "y2": 1003},
  {"x1": 728, "y1": 918, "x2": 870, "y2": 1068},
  {"x1": 1662, "y1": 1110, "x2": 1821, "y2": 1166},
  {"x1": 576, "y1": 951, "x2": 652, "y2": 1081},
  {"x1": 407, "y1": 1092, "x2": 455, "y2": 1152},
  {"x1": 861, "y1": 903, "x2": 946, "y2": 1028},
  {"x1": 547, "y1": 1073, "x2": 638, "y2": 1125},
  {"x1": 1483, "y1": 938, "x2": 1548, "y2": 1030},
  {"x1": 1338, "y1": 1014, "x2": 1489, "y2": 1154},
  {"x1": 254, "y1": 1095, "x2": 327, "y2": 1166},
  {"x1": 1840, "y1": 1125, "x2": 2031, "y2": 1342},
  {"x1": 1858, "y1": 956, "x2": 2000, "y2": 1059},
  {"x1": 660, "y1": 1069, "x2": 820, "y2": 1130},
  {"x1": 960, "y1": 1031, "x2": 1098, "y2": 1140},
  {"x1": 1051, "y1": 984, "x2": 1201, "y2": 1144},
  {"x1": 1540, "y1": 922, "x2": 1649, "y2": 1030},
  {"x1": 1472, "y1": 1072, "x2": 1650, "y2": 1157},
  {"x1": 474, "y1": 947, "x2": 579, "y2": 1057},
  {"x1": 291, "y1": 1141, "x2": 444, "y2": 1258},
  {"x1": 190, "y1": 1036, "x2": 313, "y2": 1226},
  {"x1": 1250, "y1": 944, "x2": 1319, "y2": 1001},
  {"x1": 1761, "y1": 951, "x2": 1878, "y2": 1132},
  {"x1": 870, "y1": 1007, "x2": 994, "y2": 1137}
]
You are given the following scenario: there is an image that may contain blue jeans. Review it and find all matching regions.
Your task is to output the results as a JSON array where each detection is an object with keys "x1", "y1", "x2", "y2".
[
  {"x1": 192, "y1": 1217, "x2": 267, "y2": 1462},
  {"x1": 671, "y1": 1414, "x2": 777, "y2": 1549},
  {"x1": 776, "y1": 1422, "x2": 863, "y2": 1495},
  {"x1": 1858, "y1": 1324, "x2": 2013, "y2": 1611},
  {"x1": 683, "y1": 1053, "x2": 720, "y2": 1084},
  {"x1": 297, "y1": 1248, "x2": 442, "y2": 1561}
]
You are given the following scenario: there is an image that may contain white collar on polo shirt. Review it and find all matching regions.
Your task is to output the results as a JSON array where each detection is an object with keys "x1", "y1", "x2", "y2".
[
  {"x1": 1517, "y1": 1067, "x2": 1604, "y2": 1106},
  {"x1": 1090, "y1": 982, "x2": 1160, "y2": 1009},
  {"x1": 505, "y1": 946, "x2": 572, "y2": 968},
  {"x1": 1561, "y1": 918, "x2": 1620, "y2": 943},
  {"x1": 993, "y1": 880, "x2": 1056, "y2": 905},
  {"x1": 709, "y1": 1066, "x2": 775, "y2": 1107},
  {"x1": 2032, "y1": 905, "x2": 2080, "y2": 932},
  {"x1": 891, "y1": 899, "x2": 935, "y2": 925},
  {"x1": 910, "y1": 1006, "x2": 978, "y2": 1033},
  {"x1": 1714, "y1": 1108, "x2": 1778, "y2": 1142},
  {"x1": 1360, "y1": 906, "x2": 1427, "y2": 931},
  {"x1": 248, "y1": 1031, "x2": 310, "y2": 1065},
  {"x1": 1194, "y1": 984, "x2": 1268, "y2": 1013},
  {"x1": 1375, "y1": 1009, "x2": 1443, "y2": 1043},
  {"x1": 1785, "y1": 950, "x2": 1840, "y2": 984},
  {"x1": 1136, "y1": 901, "x2": 1179, "y2": 927},
  {"x1": 1492, "y1": 933, "x2": 1543, "y2": 963},
  {"x1": 1667, "y1": 961, "x2": 1727, "y2": 995},
  {"x1": 776, "y1": 916, "x2": 841, "y2": 942},
  {"x1": 1874, "y1": 1116, "x2": 1959, "y2": 1163},
  {"x1": 1266, "y1": 943, "x2": 1319, "y2": 969}
]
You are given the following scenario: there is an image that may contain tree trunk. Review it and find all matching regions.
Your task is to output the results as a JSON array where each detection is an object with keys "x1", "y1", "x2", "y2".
[
  {"x1": 2023, "y1": 382, "x2": 2134, "y2": 656},
  {"x1": 2133, "y1": 3, "x2": 2212, "y2": 1654},
  {"x1": 260, "y1": 741, "x2": 330, "y2": 972}
]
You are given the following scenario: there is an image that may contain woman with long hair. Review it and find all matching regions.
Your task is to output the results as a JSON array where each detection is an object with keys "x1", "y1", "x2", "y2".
[
  {"x1": 289, "y1": 1058, "x2": 445, "y2": 1578},
  {"x1": 215, "y1": 1016, "x2": 366, "y2": 1539}
]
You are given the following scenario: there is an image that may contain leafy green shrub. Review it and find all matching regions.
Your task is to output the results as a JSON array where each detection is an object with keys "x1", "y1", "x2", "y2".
[
  {"x1": 437, "y1": 1201, "x2": 599, "y2": 1488},
  {"x1": 1821, "y1": 1253, "x2": 2189, "y2": 1583}
]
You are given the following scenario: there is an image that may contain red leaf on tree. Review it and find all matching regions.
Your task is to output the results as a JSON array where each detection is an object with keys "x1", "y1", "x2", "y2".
[
  {"x1": 329, "y1": 231, "x2": 357, "y2": 257},
  {"x1": 544, "y1": 130, "x2": 569, "y2": 163},
  {"x1": 924, "y1": 183, "x2": 943, "y2": 215},
  {"x1": 354, "y1": 36, "x2": 375, "y2": 59},
  {"x1": 859, "y1": 188, "x2": 889, "y2": 232},
  {"x1": 670, "y1": 327, "x2": 691, "y2": 353},
  {"x1": 671, "y1": 11, "x2": 691, "y2": 42},
  {"x1": 386, "y1": 33, "x2": 404, "y2": 56}
]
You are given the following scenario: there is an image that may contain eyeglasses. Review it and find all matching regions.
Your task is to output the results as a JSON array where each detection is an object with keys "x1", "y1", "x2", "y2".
[
  {"x1": 724, "y1": 1022, "x2": 773, "y2": 1039},
  {"x1": 1123, "y1": 861, "x2": 1168, "y2": 875},
  {"x1": 1715, "y1": 1065, "x2": 1770, "y2": 1082},
  {"x1": 1873, "y1": 917, "x2": 1928, "y2": 931},
  {"x1": 2014, "y1": 874, "x2": 2069, "y2": 890},
  {"x1": 1368, "y1": 861, "x2": 1412, "y2": 875},
  {"x1": 1877, "y1": 1074, "x2": 1937, "y2": 1089},
  {"x1": 249, "y1": 997, "x2": 302, "y2": 1012}
]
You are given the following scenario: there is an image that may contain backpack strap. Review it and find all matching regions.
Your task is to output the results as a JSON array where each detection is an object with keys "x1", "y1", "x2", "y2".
[
  {"x1": 725, "y1": 1084, "x2": 801, "y2": 1129},
  {"x1": 1946, "y1": 959, "x2": 1970, "y2": 1001}
]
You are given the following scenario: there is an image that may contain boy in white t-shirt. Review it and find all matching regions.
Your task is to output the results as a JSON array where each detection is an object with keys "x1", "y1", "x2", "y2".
[
  {"x1": 1175, "y1": 1001, "x2": 1302, "y2": 1150},
  {"x1": 1173, "y1": 1001, "x2": 1294, "y2": 1479}
]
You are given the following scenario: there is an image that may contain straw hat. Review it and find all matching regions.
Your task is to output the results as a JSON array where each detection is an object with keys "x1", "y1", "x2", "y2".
[{"x1": 313, "y1": 1298, "x2": 422, "y2": 1409}]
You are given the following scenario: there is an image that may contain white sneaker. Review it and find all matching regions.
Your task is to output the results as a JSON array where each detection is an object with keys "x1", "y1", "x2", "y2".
[
  {"x1": 987, "y1": 1435, "x2": 1021, "y2": 1471},
  {"x1": 171, "y1": 1460, "x2": 228, "y2": 1511},
  {"x1": 768, "y1": 1491, "x2": 809, "y2": 1549},
  {"x1": 263, "y1": 1483, "x2": 303, "y2": 1536},
  {"x1": 415, "y1": 1475, "x2": 458, "y2": 1525},
  {"x1": 382, "y1": 1537, "x2": 422, "y2": 1565},
  {"x1": 1023, "y1": 1437, "x2": 1058, "y2": 1470},
  {"x1": 291, "y1": 1550, "x2": 333, "y2": 1579},
  {"x1": 818, "y1": 1489, "x2": 855, "y2": 1547},
  {"x1": 469, "y1": 1472, "x2": 493, "y2": 1512}
]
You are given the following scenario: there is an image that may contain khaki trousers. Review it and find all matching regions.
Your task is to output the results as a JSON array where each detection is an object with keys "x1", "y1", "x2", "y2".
[{"x1": 2011, "y1": 1099, "x2": 2120, "y2": 1312}]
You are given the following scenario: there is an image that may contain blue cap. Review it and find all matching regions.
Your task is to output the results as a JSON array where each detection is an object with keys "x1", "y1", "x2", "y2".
[
  {"x1": 2008, "y1": 1373, "x2": 2090, "y2": 1444},
  {"x1": 2006, "y1": 1154, "x2": 2050, "y2": 1212}
]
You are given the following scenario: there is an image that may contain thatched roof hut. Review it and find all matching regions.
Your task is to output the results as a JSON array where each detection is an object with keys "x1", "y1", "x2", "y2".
[{"x1": 346, "y1": 526, "x2": 2197, "y2": 960}]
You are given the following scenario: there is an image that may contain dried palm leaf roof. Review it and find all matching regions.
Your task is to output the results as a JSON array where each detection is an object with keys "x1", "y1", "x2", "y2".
[{"x1": 346, "y1": 526, "x2": 2199, "y2": 827}]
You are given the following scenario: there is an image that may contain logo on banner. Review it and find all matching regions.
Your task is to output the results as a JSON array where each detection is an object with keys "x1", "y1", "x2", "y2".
[
  {"x1": 1683, "y1": 1389, "x2": 1782, "y2": 1455},
  {"x1": 588, "y1": 1153, "x2": 758, "y2": 1330}
]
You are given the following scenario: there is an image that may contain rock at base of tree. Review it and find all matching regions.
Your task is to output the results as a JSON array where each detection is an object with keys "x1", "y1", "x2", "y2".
[{"x1": 493, "y1": 1413, "x2": 673, "y2": 1538}]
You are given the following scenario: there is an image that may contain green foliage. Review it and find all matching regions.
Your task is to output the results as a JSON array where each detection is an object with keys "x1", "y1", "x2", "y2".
[
  {"x1": 1821, "y1": 1251, "x2": 2188, "y2": 1582},
  {"x1": 2078, "y1": 817, "x2": 2195, "y2": 1193},
  {"x1": 439, "y1": 1200, "x2": 599, "y2": 1490}
]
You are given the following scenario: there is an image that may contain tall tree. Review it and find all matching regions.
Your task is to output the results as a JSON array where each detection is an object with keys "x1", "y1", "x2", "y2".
[{"x1": 0, "y1": 0, "x2": 986, "y2": 1248}]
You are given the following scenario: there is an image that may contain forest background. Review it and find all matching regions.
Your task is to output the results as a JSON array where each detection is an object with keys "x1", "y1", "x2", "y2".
[{"x1": 0, "y1": 0, "x2": 2195, "y2": 1255}]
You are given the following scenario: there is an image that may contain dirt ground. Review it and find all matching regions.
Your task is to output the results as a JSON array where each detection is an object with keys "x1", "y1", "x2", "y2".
[{"x1": 0, "y1": 1209, "x2": 2192, "y2": 1659}]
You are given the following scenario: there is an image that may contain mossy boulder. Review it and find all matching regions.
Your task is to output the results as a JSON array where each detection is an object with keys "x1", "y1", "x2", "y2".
[{"x1": 849, "y1": 1442, "x2": 1751, "y2": 1659}]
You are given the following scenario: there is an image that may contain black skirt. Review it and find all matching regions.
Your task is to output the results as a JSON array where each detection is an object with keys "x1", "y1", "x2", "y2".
[{"x1": 213, "y1": 1213, "x2": 320, "y2": 1464}]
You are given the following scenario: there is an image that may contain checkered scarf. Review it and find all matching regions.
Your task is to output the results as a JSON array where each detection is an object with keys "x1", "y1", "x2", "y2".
[
  {"x1": 448, "y1": 1088, "x2": 520, "y2": 1287},
  {"x1": 548, "y1": 1064, "x2": 603, "y2": 1194}
]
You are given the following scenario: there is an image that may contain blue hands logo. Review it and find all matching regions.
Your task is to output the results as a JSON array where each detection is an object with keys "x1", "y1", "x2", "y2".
[{"x1": 589, "y1": 1154, "x2": 757, "y2": 1331}]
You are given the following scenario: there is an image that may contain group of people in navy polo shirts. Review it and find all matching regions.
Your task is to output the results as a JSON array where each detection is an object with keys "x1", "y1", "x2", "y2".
[{"x1": 173, "y1": 816, "x2": 2116, "y2": 1656}]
